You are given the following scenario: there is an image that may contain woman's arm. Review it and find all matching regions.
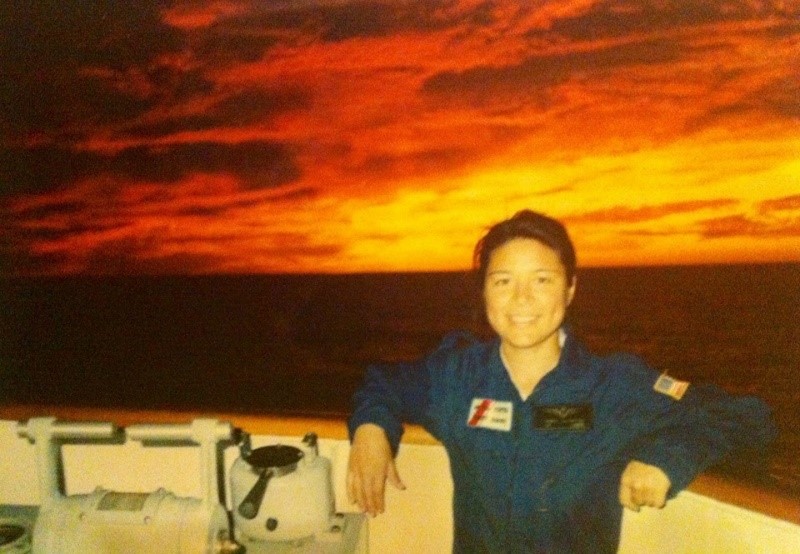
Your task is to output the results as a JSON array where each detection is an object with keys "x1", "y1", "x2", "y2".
[
  {"x1": 346, "y1": 355, "x2": 436, "y2": 516},
  {"x1": 347, "y1": 423, "x2": 407, "y2": 516},
  {"x1": 624, "y1": 380, "x2": 777, "y2": 503}
]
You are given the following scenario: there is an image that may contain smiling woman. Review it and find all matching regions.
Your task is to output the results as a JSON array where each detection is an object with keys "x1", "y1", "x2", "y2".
[{"x1": 346, "y1": 209, "x2": 777, "y2": 553}]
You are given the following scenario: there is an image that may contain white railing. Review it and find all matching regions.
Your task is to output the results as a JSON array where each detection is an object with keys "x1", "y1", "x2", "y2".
[{"x1": 1, "y1": 406, "x2": 798, "y2": 553}]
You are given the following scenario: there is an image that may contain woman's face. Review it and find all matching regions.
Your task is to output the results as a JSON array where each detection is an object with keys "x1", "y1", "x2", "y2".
[{"x1": 483, "y1": 238, "x2": 576, "y2": 354}]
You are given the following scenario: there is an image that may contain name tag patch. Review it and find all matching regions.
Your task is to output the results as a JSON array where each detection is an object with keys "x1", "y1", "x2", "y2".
[
  {"x1": 654, "y1": 374, "x2": 690, "y2": 400},
  {"x1": 467, "y1": 398, "x2": 513, "y2": 432},
  {"x1": 534, "y1": 404, "x2": 593, "y2": 431}
]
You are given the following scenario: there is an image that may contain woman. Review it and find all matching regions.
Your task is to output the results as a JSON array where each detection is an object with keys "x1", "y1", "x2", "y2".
[{"x1": 346, "y1": 210, "x2": 775, "y2": 553}]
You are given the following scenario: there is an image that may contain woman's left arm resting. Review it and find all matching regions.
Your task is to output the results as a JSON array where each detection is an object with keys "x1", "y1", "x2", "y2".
[
  {"x1": 618, "y1": 460, "x2": 672, "y2": 511},
  {"x1": 623, "y1": 382, "x2": 777, "y2": 507}
]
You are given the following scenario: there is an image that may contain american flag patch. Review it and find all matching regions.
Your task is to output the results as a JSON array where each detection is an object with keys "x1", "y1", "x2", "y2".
[{"x1": 653, "y1": 374, "x2": 689, "y2": 400}]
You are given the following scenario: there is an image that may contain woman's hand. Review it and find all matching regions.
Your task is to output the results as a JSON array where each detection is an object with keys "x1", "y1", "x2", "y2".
[
  {"x1": 346, "y1": 423, "x2": 406, "y2": 517},
  {"x1": 618, "y1": 460, "x2": 671, "y2": 511}
]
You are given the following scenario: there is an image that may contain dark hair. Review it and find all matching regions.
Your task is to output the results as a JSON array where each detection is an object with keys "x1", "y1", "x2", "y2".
[{"x1": 473, "y1": 210, "x2": 576, "y2": 286}]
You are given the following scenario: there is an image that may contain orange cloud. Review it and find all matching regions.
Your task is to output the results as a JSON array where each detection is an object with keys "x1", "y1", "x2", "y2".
[
  {"x1": 759, "y1": 194, "x2": 800, "y2": 213},
  {"x1": 564, "y1": 200, "x2": 739, "y2": 225},
  {"x1": 2, "y1": 1, "x2": 799, "y2": 275},
  {"x1": 700, "y1": 214, "x2": 800, "y2": 239}
]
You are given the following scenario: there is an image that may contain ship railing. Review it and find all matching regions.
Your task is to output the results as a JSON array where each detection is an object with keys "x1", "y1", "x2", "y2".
[{"x1": 1, "y1": 405, "x2": 798, "y2": 553}]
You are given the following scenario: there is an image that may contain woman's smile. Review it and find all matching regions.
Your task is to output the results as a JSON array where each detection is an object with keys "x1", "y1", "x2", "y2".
[{"x1": 508, "y1": 314, "x2": 537, "y2": 325}]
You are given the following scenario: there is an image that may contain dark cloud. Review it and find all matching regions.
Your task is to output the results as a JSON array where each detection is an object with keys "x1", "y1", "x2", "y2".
[
  {"x1": 195, "y1": 28, "x2": 278, "y2": 65},
  {"x1": 112, "y1": 141, "x2": 302, "y2": 189},
  {"x1": 565, "y1": 199, "x2": 738, "y2": 224},
  {"x1": 358, "y1": 146, "x2": 474, "y2": 180},
  {"x1": 749, "y1": 76, "x2": 800, "y2": 120},
  {"x1": 169, "y1": 0, "x2": 504, "y2": 74},
  {"x1": 0, "y1": 2, "x2": 177, "y2": 71},
  {"x1": 6, "y1": 222, "x2": 125, "y2": 244},
  {"x1": 146, "y1": 236, "x2": 345, "y2": 273},
  {"x1": 315, "y1": 1, "x2": 440, "y2": 42},
  {"x1": 762, "y1": 19, "x2": 800, "y2": 39},
  {"x1": 174, "y1": 205, "x2": 230, "y2": 217},
  {"x1": 5, "y1": 201, "x2": 87, "y2": 221},
  {"x1": 759, "y1": 194, "x2": 800, "y2": 213},
  {"x1": 536, "y1": 0, "x2": 798, "y2": 42},
  {"x1": 215, "y1": 0, "x2": 467, "y2": 44},
  {"x1": 350, "y1": 120, "x2": 534, "y2": 181},
  {"x1": 174, "y1": 186, "x2": 318, "y2": 218},
  {"x1": 0, "y1": 145, "x2": 100, "y2": 196},
  {"x1": 263, "y1": 186, "x2": 318, "y2": 203},
  {"x1": 537, "y1": 185, "x2": 573, "y2": 196},
  {"x1": 6, "y1": 187, "x2": 316, "y2": 236},
  {"x1": 292, "y1": 3, "x2": 403, "y2": 41},
  {"x1": 0, "y1": 71, "x2": 157, "y2": 136},
  {"x1": 422, "y1": 39, "x2": 684, "y2": 107},
  {"x1": 171, "y1": 190, "x2": 293, "y2": 217},
  {"x1": 0, "y1": 244, "x2": 73, "y2": 277},
  {"x1": 120, "y1": 115, "x2": 224, "y2": 140},
  {"x1": 508, "y1": 185, "x2": 574, "y2": 203},
  {"x1": 1, "y1": 140, "x2": 301, "y2": 196},
  {"x1": 152, "y1": 87, "x2": 307, "y2": 133},
  {"x1": 0, "y1": 1, "x2": 197, "y2": 136},
  {"x1": 273, "y1": 243, "x2": 344, "y2": 258},
  {"x1": 699, "y1": 214, "x2": 800, "y2": 238},
  {"x1": 112, "y1": 252, "x2": 230, "y2": 274},
  {"x1": 218, "y1": 87, "x2": 310, "y2": 122},
  {"x1": 121, "y1": 87, "x2": 311, "y2": 139},
  {"x1": 83, "y1": 236, "x2": 229, "y2": 275},
  {"x1": 228, "y1": 0, "x2": 799, "y2": 48},
  {"x1": 423, "y1": 3, "x2": 798, "y2": 111},
  {"x1": 687, "y1": 74, "x2": 800, "y2": 131}
]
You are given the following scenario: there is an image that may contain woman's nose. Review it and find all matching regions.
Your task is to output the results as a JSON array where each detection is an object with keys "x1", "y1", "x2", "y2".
[{"x1": 512, "y1": 280, "x2": 534, "y2": 302}]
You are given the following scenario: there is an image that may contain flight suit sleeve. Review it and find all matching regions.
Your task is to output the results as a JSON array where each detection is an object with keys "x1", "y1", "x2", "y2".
[
  {"x1": 347, "y1": 358, "x2": 432, "y2": 455},
  {"x1": 624, "y1": 379, "x2": 777, "y2": 496},
  {"x1": 347, "y1": 331, "x2": 471, "y2": 454}
]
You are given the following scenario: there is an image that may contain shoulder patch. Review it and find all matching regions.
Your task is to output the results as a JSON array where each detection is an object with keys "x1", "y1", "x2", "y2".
[{"x1": 653, "y1": 373, "x2": 690, "y2": 400}]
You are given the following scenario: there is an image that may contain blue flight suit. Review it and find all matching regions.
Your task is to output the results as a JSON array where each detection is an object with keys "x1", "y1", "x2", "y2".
[{"x1": 348, "y1": 329, "x2": 776, "y2": 553}]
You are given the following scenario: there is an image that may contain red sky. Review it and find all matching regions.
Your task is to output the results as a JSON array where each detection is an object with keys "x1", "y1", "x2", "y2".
[{"x1": 2, "y1": 0, "x2": 799, "y2": 275}]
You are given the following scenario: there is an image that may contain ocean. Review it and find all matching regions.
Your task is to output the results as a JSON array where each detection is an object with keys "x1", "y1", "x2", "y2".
[{"x1": 1, "y1": 263, "x2": 798, "y2": 495}]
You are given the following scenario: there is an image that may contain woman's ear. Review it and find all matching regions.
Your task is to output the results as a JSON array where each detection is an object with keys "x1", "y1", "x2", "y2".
[{"x1": 566, "y1": 276, "x2": 577, "y2": 306}]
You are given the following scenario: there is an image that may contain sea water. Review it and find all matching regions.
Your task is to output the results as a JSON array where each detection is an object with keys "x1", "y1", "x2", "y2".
[{"x1": 2, "y1": 263, "x2": 798, "y2": 494}]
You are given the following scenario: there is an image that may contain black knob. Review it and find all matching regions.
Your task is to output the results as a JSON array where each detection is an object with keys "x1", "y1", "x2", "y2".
[
  {"x1": 266, "y1": 518, "x2": 278, "y2": 532},
  {"x1": 238, "y1": 501, "x2": 258, "y2": 520}
]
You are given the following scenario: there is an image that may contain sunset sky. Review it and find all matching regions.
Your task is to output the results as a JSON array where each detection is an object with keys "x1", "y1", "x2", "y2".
[{"x1": 2, "y1": 0, "x2": 799, "y2": 276}]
